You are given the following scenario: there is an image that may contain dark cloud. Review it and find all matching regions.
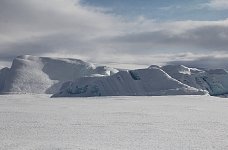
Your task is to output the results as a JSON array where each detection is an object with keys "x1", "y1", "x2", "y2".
[
  {"x1": 169, "y1": 56, "x2": 228, "y2": 70},
  {"x1": 105, "y1": 24, "x2": 228, "y2": 53}
]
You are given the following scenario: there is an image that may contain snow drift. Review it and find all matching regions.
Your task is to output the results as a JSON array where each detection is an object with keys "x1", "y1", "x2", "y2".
[
  {"x1": 52, "y1": 67, "x2": 206, "y2": 97},
  {"x1": 0, "y1": 55, "x2": 118, "y2": 94}
]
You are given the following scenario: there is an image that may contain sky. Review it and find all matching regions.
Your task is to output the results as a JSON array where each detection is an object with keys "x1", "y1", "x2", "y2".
[{"x1": 0, "y1": 0, "x2": 228, "y2": 69}]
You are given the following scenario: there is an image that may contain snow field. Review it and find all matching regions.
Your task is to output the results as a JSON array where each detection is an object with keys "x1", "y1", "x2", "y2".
[{"x1": 0, "y1": 95, "x2": 228, "y2": 150}]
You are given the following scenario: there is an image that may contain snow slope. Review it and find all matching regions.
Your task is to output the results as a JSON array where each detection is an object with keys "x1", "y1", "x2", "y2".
[
  {"x1": 53, "y1": 67, "x2": 206, "y2": 97},
  {"x1": 1, "y1": 94, "x2": 228, "y2": 150},
  {"x1": 157, "y1": 65, "x2": 228, "y2": 96},
  {"x1": 1, "y1": 55, "x2": 118, "y2": 94}
]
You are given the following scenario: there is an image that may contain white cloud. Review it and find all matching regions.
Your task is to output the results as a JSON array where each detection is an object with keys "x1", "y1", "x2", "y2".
[
  {"x1": 0, "y1": 0, "x2": 124, "y2": 58},
  {"x1": 206, "y1": 0, "x2": 228, "y2": 10}
]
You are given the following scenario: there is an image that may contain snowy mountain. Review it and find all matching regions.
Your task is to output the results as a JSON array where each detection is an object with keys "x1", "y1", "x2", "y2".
[
  {"x1": 1, "y1": 55, "x2": 228, "y2": 97},
  {"x1": 52, "y1": 67, "x2": 206, "y2": 97},
  {"x1": 152, "y1": 65, "x2": 228, "y2": 96},
  {"x1": 0, "y1": 55, "x2": 118, "y2": 94}
]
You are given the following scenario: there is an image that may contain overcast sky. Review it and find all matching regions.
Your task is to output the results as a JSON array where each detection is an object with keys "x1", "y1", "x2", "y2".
[{"x1": 1, "y1": 0, "x2": 228, "y2": 69}]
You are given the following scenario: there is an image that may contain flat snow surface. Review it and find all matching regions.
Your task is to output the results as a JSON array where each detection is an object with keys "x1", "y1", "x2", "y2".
[{"x1": 0, "y1": 95, "x2": 228, "y2": 150}]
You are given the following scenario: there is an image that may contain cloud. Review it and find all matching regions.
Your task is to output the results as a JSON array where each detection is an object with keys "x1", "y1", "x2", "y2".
[
  {"x1": 88, "y1": 51, "x2": 228, "y2": 70},
  {"x1": 99, "y1": 20, "x2": 228, "y2": 54},
  {"x1": 1, "y1": 0, "x2": 228, "y2": 68},
  {"x1": 0, "y1": 0, "x2": 123, "y2": 59},
  {"x1": 168, "y1": 52, "x2": 228, "y2": 70},
  {"x1": 206, "y1": 0, "x2": 228, "y2": 10}
]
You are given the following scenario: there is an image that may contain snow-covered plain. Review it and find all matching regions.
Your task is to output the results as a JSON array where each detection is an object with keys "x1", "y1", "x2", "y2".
[{"x1": 1, "y1": 94, "x2": 228, "y2": 150}]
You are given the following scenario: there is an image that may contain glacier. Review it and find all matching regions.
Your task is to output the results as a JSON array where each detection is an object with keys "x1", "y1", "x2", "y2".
[
  {"x1": 0, "y1": 55, "x2": 118, "y2": 94},
  {"x1": 52, "y1": 67, "x2": 206, "y2": 97},
  {"x1": 1, "y1": 55, "x2": 228, "y2": 97}
]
